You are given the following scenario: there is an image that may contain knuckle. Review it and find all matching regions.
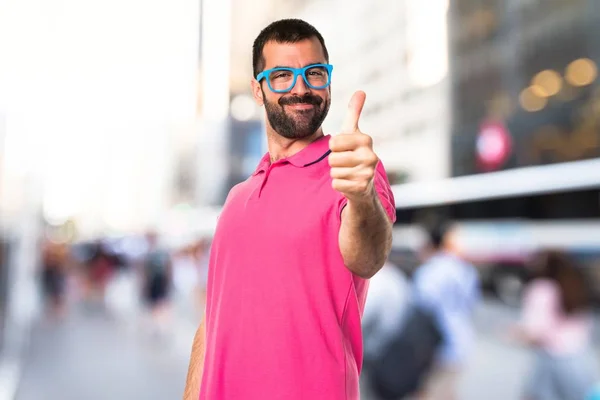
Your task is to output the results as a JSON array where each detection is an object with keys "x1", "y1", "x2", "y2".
[
  {"x1": 342, "y1": 155, "x2": 354, "y2": 167},
  {"x1": 332, "y1": 168, "x2": 346, "y2": 179},
  {"x1": 362, "y1": 151, "x2": 378, "y2": 165},
  {"x1": 359, "y1": 150, "x2": 376, "y2": 165},
  {"x1": 327, "y1": 153, "x2": 336, "y2": 166},
  {"x1": 330, "y1": 136, "x2": 341, "y2": 148},
  {"x1": 362, "y1": 134, "x2": 373, "y2": 147}
]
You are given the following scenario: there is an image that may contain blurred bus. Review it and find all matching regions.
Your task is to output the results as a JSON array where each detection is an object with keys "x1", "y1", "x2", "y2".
[{"x1": 390, "y1": 158, "x2": 600, "y2": 306}]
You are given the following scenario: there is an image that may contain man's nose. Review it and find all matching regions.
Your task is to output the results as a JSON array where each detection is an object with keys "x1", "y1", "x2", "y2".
[{"x1": 289, "y1": 73, "x2": 310, "y2": 96}]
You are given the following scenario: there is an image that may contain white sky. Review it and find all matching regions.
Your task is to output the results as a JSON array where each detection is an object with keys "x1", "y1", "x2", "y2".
[{"x1": 0, "y1": 0, "x2": 200, "y2": 229}]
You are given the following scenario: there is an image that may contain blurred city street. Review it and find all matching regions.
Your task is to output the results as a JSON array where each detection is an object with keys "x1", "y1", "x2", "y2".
[
  {"x1": 12, "y1": 294, "x2": 599, "y2": 400},
  {"x1": 15, "y1": 297, "x2": 198, "y2": 400},
  {"x1": 0, "y1": 1, "x2": 599, "y2": 399}
]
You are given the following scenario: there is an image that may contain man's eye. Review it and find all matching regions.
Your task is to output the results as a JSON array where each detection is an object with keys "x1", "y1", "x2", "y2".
[{"x1": 272, "y1": 71, "x2": 292, "y2": 79}]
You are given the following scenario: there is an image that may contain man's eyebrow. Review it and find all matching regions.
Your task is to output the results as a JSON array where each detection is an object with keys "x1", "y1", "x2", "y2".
[{"x1": 269, "y1": 62, "x2": 326, "y2": 70}]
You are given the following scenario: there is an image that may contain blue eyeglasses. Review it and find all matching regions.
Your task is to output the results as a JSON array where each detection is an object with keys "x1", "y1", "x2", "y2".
[{"x1": 256, "y1": 63, "x2": 333, "y2": 93}]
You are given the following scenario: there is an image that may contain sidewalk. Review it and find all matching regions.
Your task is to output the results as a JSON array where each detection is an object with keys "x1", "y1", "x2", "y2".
[
  {"x1": 14, "y1": 305, "x2": 196, "y2": 400},
  {"x1": 12, "y1": 297, "x2": 600, "y2": 400},
  {"x1": 0, "y1": 315, "x2": 33, "y2": 400},
  {"x1": 0, "y1": 355, "x2": 22, "y2": 400}
]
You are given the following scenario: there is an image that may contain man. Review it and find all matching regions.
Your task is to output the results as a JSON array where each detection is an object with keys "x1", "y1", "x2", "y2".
[
  {"x1": 413, "y1": 221, "x2": 480, "y2": 400},
  {"x1": 183, "y1": 19, "x2": 396, "y2": 400}
]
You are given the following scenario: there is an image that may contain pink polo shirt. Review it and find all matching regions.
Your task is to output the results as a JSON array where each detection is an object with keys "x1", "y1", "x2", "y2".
[{"x1": 200, "y1": 134, "x2": 396, "y2": 400}]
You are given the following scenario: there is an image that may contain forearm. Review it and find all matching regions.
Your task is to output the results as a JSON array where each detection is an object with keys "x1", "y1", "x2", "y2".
[
  {"x1": 183, "y1": 317, "x2": 206, "y2": 400},
  {"x1": 339, "y1": 189, "x2": 393, "y2": 278}
]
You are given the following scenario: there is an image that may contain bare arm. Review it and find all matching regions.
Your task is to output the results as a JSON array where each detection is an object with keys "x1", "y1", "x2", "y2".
[
  {"x1": 183, "y1": 314, "x2": 206, "y2": 400},
  {"x1": 339, "y1": 190, "x2": 393, "y2": 278}
]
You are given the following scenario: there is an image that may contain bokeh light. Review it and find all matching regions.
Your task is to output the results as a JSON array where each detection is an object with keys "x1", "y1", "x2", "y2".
[
  {"x1": 566, "y1": 58, "x2": 597, "y2": 87},
  {"x1": 519, "y1": 86, "x2": 548, "y2": 112}
]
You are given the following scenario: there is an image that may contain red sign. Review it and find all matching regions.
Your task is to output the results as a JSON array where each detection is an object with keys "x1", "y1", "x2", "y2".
[{"x1": 476, "y1": 121, "x2": 512, "y2": 171}]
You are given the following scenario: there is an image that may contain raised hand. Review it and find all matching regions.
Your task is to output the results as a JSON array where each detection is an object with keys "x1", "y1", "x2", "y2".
[{"x1": 328, "y1": 91, "x2": 379, "y2": 203}]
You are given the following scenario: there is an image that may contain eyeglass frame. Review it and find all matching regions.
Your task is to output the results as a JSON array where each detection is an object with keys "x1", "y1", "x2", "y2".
[{"x1": 255, "y1": 63, "x2": 333, "y2": 93}]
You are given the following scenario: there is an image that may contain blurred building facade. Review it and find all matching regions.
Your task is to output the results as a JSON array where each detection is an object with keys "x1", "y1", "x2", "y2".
[{"x1": 449, "y1": 0, "x2": 600, "y2": 176}]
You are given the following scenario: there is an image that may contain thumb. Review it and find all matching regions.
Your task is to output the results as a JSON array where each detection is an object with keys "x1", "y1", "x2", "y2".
[{"x1": 340, "y1": 90, "x2": 366, "y2": 133}]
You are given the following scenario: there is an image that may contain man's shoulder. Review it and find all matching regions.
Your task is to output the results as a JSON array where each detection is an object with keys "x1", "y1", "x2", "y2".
[
  {"x1": 231, "y1": 178, "x2": 253, "y2": 192},
  {"x1": 223, "y1": 178, "x2": 254, "y2": 203}
]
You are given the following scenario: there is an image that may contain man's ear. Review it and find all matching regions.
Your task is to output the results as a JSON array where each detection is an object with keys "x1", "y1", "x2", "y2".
[{"x1": 251, "y1": 79, "x2": 264, "y2": 106}]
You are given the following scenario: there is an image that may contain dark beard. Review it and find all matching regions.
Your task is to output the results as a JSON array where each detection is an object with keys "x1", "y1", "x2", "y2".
[{"x1": 263, "y1": 91, "x2": 330, "y2": 139}]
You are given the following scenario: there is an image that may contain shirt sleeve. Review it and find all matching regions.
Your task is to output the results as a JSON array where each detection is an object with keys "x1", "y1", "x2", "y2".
[{"x1": 337, "y1": 160, "x2": 397, "y2": 222}]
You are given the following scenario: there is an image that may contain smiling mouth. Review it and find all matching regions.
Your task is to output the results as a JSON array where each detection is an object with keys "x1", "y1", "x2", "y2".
[{"x1": 285, "y1": 103, "x2": 315, "y2": 110}]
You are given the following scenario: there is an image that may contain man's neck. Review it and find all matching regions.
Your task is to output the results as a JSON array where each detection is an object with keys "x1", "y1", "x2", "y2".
[{"x1": 266, "y1": 128, "x2": 324, "y2": 163}]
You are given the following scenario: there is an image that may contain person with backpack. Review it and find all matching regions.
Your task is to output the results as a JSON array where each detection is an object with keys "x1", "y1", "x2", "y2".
[
  {"x1": 412, "y1": 221, "x2": 480, "y2": 400},
  {"x1": 364, "y1": 265, "x2": 444, "y2": 399},
  {"x1": 361, "y1": 260, "x2": 412, "y2": 398}
]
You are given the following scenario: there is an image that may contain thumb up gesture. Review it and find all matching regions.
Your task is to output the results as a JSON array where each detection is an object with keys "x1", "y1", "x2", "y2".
[{"x1": 328, "y1": 91, "x2": 379, "y2": 203}]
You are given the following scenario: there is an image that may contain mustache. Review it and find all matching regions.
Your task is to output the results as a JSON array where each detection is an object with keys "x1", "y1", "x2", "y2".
[{"x1": 278, "y1": 94, "x2": 323, "y2": 107}]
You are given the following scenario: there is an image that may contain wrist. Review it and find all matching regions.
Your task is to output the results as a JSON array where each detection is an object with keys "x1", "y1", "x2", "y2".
[{"x1": 346, "y1": 183, "x2": 378, "y2": 208}]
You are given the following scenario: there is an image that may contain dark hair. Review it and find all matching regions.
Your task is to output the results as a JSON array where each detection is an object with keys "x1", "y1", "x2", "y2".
[
  {"x1": 423, "y1": 219, "x2": 452, "y2": 250},
  {"x1": 533, "y1": 250, "x2": 592, "y2": 314},
  {"x1": 252, "y1": 19, "x2": 329, "y2": 78}
]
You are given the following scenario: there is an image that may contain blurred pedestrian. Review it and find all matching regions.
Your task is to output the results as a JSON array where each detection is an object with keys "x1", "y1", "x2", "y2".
[
  {"x1": 172, "y1": 242, "x2": 200, "y2": 315},
  {"x1": 183, "y1": 18, "x2": 396, "y2": 400},
  {"x1": 412, "y1": 221, "x2": 480, "y2": 400},
  {"x1": 84, "y1": 241, "x2": 117, "y2": 310},
  {"x1": 172, "y1": 244, "x2": 196, "y2": 292},
  {"x1": 141, "y1": 231, "x2": 173, "y2": 337},
  {"x1": 191, "y1": 238, "x2": 210, "y2": 311},
  {"x1": 512, "y1": 250, "x2": 598, "y2": 400},
  {"x1": 40, "y1": 238, "x2": 69, "y2": 319},
  {"x1": 363, "y1": 260, "x2": 411, "y2": 365},
  {"x1": 361, "y1": 260, "x2": 412, "y2": 399}
]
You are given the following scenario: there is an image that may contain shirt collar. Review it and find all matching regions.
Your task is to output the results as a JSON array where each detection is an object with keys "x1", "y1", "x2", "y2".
[
  {"x1": 252, "y1": 152, "x2": 272, "y2": 176},
  {"x1": 252, "y1": 134, "x2": 332, "y2": 175}
]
